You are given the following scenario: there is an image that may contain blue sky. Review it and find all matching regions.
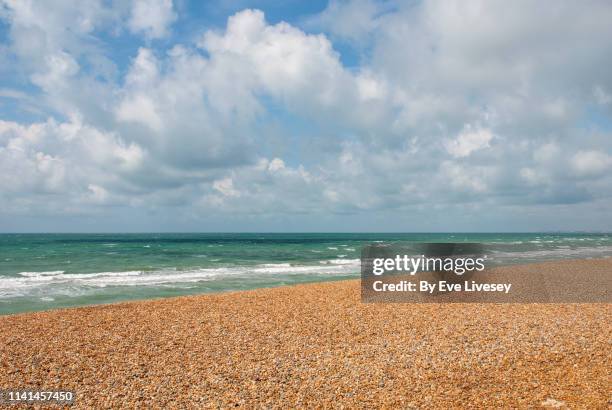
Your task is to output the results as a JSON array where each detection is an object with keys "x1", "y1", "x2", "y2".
[{"x1": 0, "y1": 0, "x2": 611, "y2": 232}]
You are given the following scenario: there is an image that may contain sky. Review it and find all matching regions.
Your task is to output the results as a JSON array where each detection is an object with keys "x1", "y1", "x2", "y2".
[{"x1": 0, "y1": 0, "x2": 611, "y2": 232}]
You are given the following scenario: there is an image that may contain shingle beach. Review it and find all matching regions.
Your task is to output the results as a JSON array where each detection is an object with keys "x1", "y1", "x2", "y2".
[{"x1": 0, "y1": 259, "x2": 610, "y2": 408}]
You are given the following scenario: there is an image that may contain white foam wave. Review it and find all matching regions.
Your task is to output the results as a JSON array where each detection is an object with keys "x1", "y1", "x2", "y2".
[
  {"x1": 321, "y1": 258, "x2": 360, "y2": 265},
  {"x1": 18, "y1": 270, "x2": 65, "y2": 277},
  {"x1": 260, "y1": 263, "x2": 292, "y2": 268},
  {"x1": 489, "y1": 245, "x2": 612, "y2": 261},
  {"x1": 0, "y1": 261, "x2": 361, "y2": 298}
]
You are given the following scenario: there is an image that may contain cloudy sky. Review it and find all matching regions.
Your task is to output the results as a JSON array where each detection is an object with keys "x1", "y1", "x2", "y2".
[{"x1": 1, "y1": 0, "x2": 611, "y2": 232}]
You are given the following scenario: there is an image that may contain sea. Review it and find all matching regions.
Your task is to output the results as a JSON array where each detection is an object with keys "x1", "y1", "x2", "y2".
[{"x1": 1, "y1": 233, "x2": 611, "y2": 315}]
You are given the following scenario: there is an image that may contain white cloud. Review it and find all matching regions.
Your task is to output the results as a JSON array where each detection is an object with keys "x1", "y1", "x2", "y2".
[
  {"x1": 213, "y1": 177, "x2": 240, "y2": 197},
  {"x1": 445, "y1": 126, "x2": 493, "y2": 158},
  {"x1": 0, "y1": 3, "x2": 611, "y2": 230},
  {"x1": 520, "y1": 168, "x2": 540, "y2": 186},
  {"x1": 440, "y1": 161, "x2": 488, "y2": 193},
  {"x1": 124, "y1": 48, "x2": 160, "y2": 87},
  {"x1": 533, "y1": 143, "x2": 561, "y2": 164},
  {"x1": 571, "y1": 150, "x2": 611, "y2": 177},
  {"x1": 309, "y1": 0, "x2": 384, "y2": 43},
  {"x1": 128, "y1": 0, "x2": 177, "y2": 39},
  {"x1": 30, "y1": 51, "x2": 80, "y2": 92},
  {"x1": 268, "y1": 158, "x2": 286, "y2": 172},
  {"x1": 88, "y1": 184, "x2": 110, "y2": 203},
  {"x1": 0, "y1": 0, "x2": 125, "y2": 69},
  {"x1": 198, "y1": 9, "x2": 372, "y2": 126},
  {"x1": 356, "y1": 71, "x2": 387, "y2": 101},
  {"x1": 115, "y1": 49, "x2": 164, "y2": 131},
  {"x1": 594, "y1": 86, "x2": 612, "y2": 105},
  {"x1": 0, "y1": 118, "x2": 145, "y2": 209},
  {"x1": 116, "y1": 94, "x2": 163, "y2": 132}
]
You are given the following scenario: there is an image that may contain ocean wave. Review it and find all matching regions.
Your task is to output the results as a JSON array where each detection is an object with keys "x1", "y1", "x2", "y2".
[
  {"x1": 488, "y1": 245, "x2": 612, "y2": 261},
  {"x1": 18, "y1": 270, "x2": 65, "y2": 277},
  {"x1": 321, "y1": 258, "x2": 360, "y2": 265},
  {"x1": 0, "y1": 261, "x2": 361, "y2": 298},
  {"x1": 260, "y1": 263, "x2": 292, "y2": 268}
]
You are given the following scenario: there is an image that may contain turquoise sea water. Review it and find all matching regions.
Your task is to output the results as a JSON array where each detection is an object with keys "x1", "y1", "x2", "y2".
[{"x1": 1, "y1": 233, "x2": 611, "y2": 315}]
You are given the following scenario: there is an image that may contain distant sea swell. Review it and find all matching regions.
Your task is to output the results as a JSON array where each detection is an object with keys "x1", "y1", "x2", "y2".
[{"x1": 1, "y1": 233, "x2": 610, "y2": 314}]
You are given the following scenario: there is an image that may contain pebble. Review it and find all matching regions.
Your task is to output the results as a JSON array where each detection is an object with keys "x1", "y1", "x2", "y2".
[{"x1": 0, "y1": 259, "x2": 610, "y2": 408}]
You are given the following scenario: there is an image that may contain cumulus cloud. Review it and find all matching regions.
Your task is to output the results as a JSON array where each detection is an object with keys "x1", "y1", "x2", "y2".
[
  {"x1": 0, "y1": 117, "x2": 145, "y2": 215},
  {"x1": 128, "y1": 0, "x2": 177, "y2": 39},
  {"x1": 307, "y1": 0, "x2": 387, "y2": 43},
  {"x1": 200, "y1": 9, "x2": 359, "y2": 121},
  {"x1": 571, "y1": 150, "x2": 611, "y2": 177},
  {"x1": 594, "y1": 86, "x2": 612, "y2": 105},
  {"x1": 0, "y1": 1, "x2": 611, "y2": 230},
  {"x1": 445, "y1": 126, "x2": 493, "y2": 158},
  {"x1": 213, "y1": 177, "x2": 240, "y2": 197}
]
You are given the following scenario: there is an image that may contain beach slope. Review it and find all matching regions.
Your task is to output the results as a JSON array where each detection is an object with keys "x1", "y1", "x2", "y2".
[{"x1": 0, "y1": 259, "x2": 610, "y2": 408}]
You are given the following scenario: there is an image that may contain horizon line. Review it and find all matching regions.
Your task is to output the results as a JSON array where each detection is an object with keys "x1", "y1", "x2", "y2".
[{"x1": 1, "y1": 231, "x2": 610, "y2": 235}]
